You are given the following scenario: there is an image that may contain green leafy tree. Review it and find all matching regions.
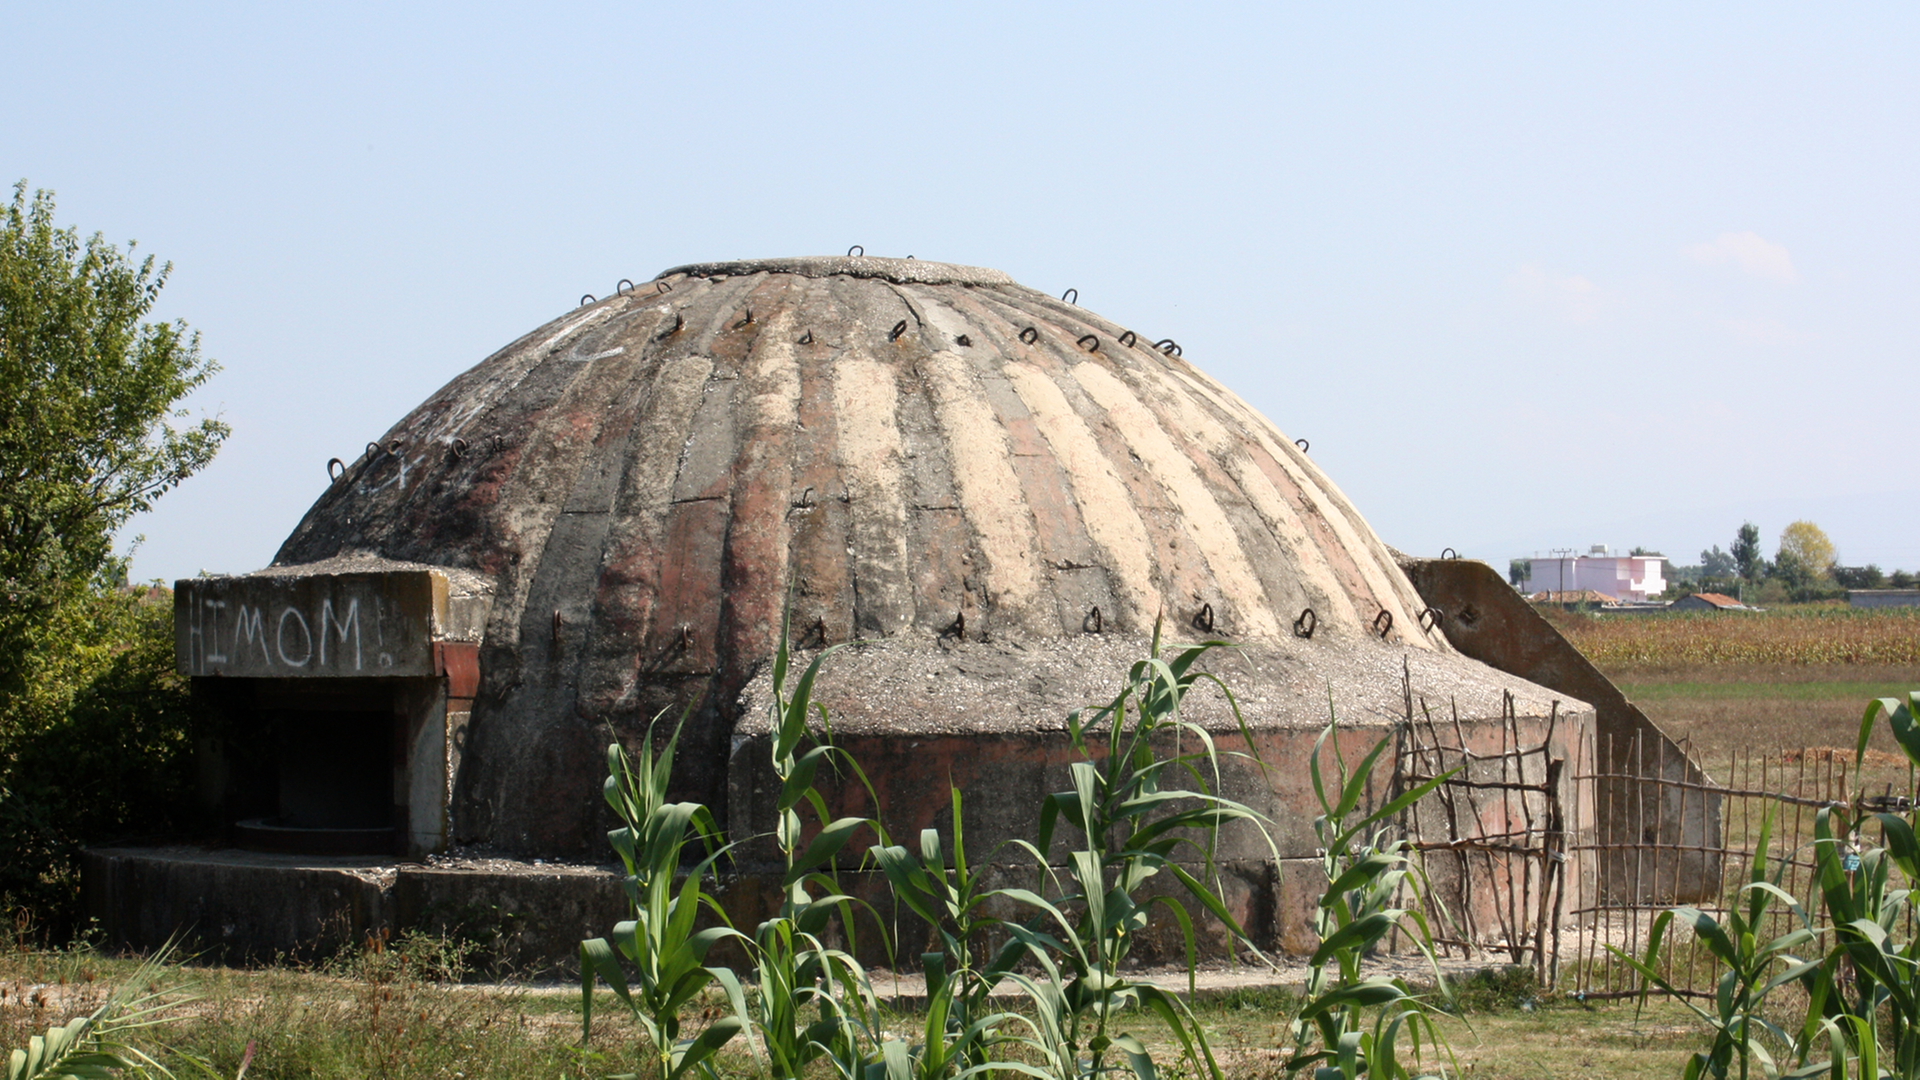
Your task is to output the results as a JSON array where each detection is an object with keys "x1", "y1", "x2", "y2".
[
  {"x1": 1699, "y1": 545, "x2": 1737, "y2": 578},
  {"x1": 1508, "y1": 558, "x2": 1530, "y2": 587},
  {"x1": 0, "y1": 180, "x2": 226, "y2": 689},
  {"x1": 0, "y1": 182, "x2": 224, "y2": 932},
  {"x1": 1833, "y1": 564, "x2": 1884, "y2": 589},
  {"x1": 1731, "y1": 522, "x2": 1763, "y2": 582}
]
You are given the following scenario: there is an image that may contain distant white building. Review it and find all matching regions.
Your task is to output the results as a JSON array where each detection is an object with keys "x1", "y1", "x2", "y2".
[{"x1": 1521, "y1": 545, "x2": 1668, "y2": 602}]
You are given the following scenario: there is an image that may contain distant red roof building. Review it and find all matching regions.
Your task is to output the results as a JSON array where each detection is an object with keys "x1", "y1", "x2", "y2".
[{"x1": 1670, "y1": 592, "x2": 1752, "y2": 611}]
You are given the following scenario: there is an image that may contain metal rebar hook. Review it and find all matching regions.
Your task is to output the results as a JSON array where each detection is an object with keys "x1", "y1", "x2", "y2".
[
  {"x1": 1019, "y1": 327, "x2": 1039, "y2": 345},
  {"x1": 1193, "y1": 603, "x2": 1215, "y2": 634},
  {"x1": 1155, "y1": 339, "x2": 1181, "y2": 356},
  {"x1": 1373, "y1": 609, "x2": 1394, "y2": 639},
  {"x1": 1419, "y1": 607, "x2": 1444, "y2": 633},
  {"x1": 616, "y1": 279, "x2": 635, "y2": 296},
  {"x1": 1293, "y1": 608, "x2": 1317, "y2": 639},
  {"x1": 1062, "y1": 288, "x2": 1078, "y2": 304},
  {"x1": 1119, "y1": 330, "x2": 1137, "y2": 348},
  {"x1": 327, "y1": 458, "x2": 346, "y2": 482},
  {"x1": 580, "y1": 294, "x2": 595, "y2": 307},
  {"x1": 1295, "y1": 438, "x2": 1309, "y2": 453},
  {"x1": 890, "y1": 320, "x2": 909, "y2": 342},
  {"x1": 1077, "y1": 334, "x2": 1099, "y2": 351},
  {"x1": 847, "y1": 245, "x2": 864, "y2": 257}
]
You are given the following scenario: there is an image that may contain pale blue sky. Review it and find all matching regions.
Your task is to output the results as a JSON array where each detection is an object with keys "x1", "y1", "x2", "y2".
[{"x1": 7, "y1": 3, "x2": 1916, "y2": 580}]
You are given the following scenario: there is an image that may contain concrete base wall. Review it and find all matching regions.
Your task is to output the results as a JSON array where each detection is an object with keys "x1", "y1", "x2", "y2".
[{"x1": 83, "y1": 845, "x2": 1374, "y2": 976}]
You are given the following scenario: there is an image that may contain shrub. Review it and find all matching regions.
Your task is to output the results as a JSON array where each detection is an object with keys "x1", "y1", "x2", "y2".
[{"x1": 0, "y1": 584, "x2": 201, "y2": 936}]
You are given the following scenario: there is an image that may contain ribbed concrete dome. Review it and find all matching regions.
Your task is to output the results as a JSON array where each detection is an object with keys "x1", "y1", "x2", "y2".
[{"x1": 274, "y1": 256, "x2": 1490, "y2": 853}]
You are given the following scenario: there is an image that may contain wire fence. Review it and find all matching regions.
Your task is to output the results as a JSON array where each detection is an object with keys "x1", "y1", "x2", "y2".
[{"x1": 1396, "y1": 707, "x2": 1916, "y2": 999}]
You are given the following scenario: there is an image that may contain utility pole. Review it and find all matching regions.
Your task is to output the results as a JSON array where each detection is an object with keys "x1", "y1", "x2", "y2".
[{"x1": 1551, "y1": 547, "x2": 1577, "y2": 603}]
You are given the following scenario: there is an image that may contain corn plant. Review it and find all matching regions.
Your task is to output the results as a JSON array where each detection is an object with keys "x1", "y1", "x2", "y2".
[
  {"x1": 869, "y1": 789, "x2": 1029, "y2": 1078},
  {"x1": 580, "y1": 716, "x2": 753, "y2": 1080},
  {"x1": 7, "y1": 947, "x2": 185, "y2": 1080},
  {"x1": 984, "y1": 628, "x2": 1279, "y2": 1080},
  {"x1": 1804, "y1": 803, "x2": 1920, "y2": 1080},
  {"x1": 1789, "y1": 689, "x2": 1920, "y2": 1080},
  {"x1": 746, "y1": 607, "x2": 889, "y2": 1080},
  {"x1": 1286, "y1": 718, "x2": 1456, "y2": 1080},
  {"x1": 1612, "y1": 804, "x2": 1831, "y2": 1080}
]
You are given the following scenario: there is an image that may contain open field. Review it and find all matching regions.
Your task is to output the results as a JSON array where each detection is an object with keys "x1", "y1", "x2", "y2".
[{"x1": 1535, "y1": 602, "x2": 1919, "y2": 777}]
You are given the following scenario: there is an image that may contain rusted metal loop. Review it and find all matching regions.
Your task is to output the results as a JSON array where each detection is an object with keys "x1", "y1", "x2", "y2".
[
  {"x1": 327, "y1": 458, "x2": 346, "y2": 482},
  {"x1": 1119, "y1": 330, "x2": 1137, "y2": 348},
  {"x1": 580, "y1": 294, "x2": 595, "y2": 307},
  {"x1": 798, "y1": 329, "x2": 813, "y2": 345},
  {"x1": 552, "y1": 610, "x2": 563, "y2": 640},
  {"x1": 1192, "y1": 602, "x2": 1215, "y2": 634},
  {"x1": 449, "y1": 437, "x2": 469, "y2": 461},
  {"x1": 676, "y1": 625, "x2": 693, "y2": 651},
  {"x1": 486, "y1": 433, "x2": 506, "y2": 453},
  {"x1": 810, "y1": 616, "x2": 828, "y2": 648},
  {"x1": 385, "y1": 438, "x2": 405, "y2": 455},
  {"x1": 1155, "y1": 339, "x2": 1181, "y2": 356},
  {"x1": 616, "y1": 279, "x2": 635, "y2": 296},
  {"x1": 1419, "y1": 607, "x2": 1444, "y2": 633},
  {"x1": 1441, "y1": 547, "x2": 1458, "y2": 560},
  {"x1": 955, "y1": 334, "x2": 972, "y2": 347},
  {"x1": 1373, "y1": 609, "x2": 1394, "y2": 639},
  {"x1": 946, "y1": 611, "x2": 966, "y2": 641},
  {"x1": 1077, "y1": 334, "x2": 1099, "y2": 351},
  {"x1": 847, "y1": 245, "x2": 864, "y2": 257},
  {"x1": 1019, "y1": 326, "x2": 1039, "y2": 345},
  {"x1": 655, "y1": 280, "x2": 672, "y2": 294},
  {"x1": 1293, "y1": 607, "x2": 1317, "y2": 639},
  {"x1": 365, "y1": 441, "x2": 384, "y2": 460},
  {"x1": 1085, "y1": 606, "x2": 1103, "y2": 634},
  {"x1": 1295, "y1": 438, "x2": 1309, "y2": 453},
  {"x1": 890, "y1": 319, "x2": 909, "y2": 342},
  {"x1": 657, "y1": 313, "x2": 684, "y2": 339},
  {"x1": 793, "y1": 486, "x2": 816, "y2": 509},
  {"x1": 1062, "y1": 288, "x2": 1079, "y2": 304},
  {"x1": 733, "y1": 308, "x2": 754, "y2": 329}
]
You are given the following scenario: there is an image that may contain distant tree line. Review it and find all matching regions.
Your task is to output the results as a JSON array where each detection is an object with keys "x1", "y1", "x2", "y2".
[
  {"x1": 1515, "y1": 519, "x2": 1913, "y2": 604},
  {"x1": 1666, "y1": 519, "x2": 1912, "y2": 602}
]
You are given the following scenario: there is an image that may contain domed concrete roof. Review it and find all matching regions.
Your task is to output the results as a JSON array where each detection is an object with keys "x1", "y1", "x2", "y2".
[{"x1": 273, "y1": 256, "x2": 1536, "y2": 854}]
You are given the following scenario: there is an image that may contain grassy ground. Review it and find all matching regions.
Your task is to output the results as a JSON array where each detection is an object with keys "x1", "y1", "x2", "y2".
[
  {"x1": 1608, "y1": 664, "x2": 1916, "y2": 763},
  {"x1": 1, "y1": 944, "x2": 1711, "y2": 1080}
]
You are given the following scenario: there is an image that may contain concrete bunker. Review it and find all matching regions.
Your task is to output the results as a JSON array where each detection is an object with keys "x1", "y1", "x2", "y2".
[{"x1": 87, "y1": 256, "x2": 1713, "y2": 968}]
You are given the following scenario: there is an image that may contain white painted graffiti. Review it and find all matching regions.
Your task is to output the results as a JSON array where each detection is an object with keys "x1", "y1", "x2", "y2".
[{"x1": 187, "y1": 588, "x2": 406, "y2": 676}]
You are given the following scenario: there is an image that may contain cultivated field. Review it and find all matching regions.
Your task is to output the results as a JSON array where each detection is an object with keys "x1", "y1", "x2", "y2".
[{"x1": 1548, "y1": 602, "x2": 1920, "y2": 669}]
